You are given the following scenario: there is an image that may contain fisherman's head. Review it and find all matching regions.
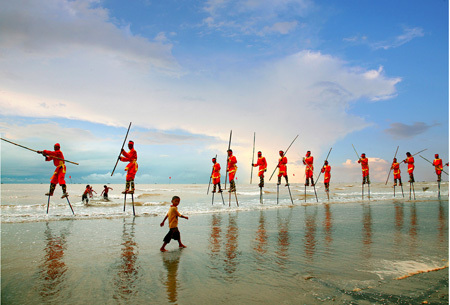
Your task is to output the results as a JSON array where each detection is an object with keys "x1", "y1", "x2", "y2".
[
  {"x1": 393, "y1": 158, "x2": 397, "y2": 162},
  {"x1": 435, "y1": 154, "x2": 439, "y2": 158},
  {"x1": 279, "y1": 150, "x2": 284, "y2": 157},
  {"x1": 54, "y1": 143, "x2": 60, "y2": 151},
  {"x1": 306, "y1": 151, "x2": 311, "y2": 157},
  {"x1": 258, "y1": 151, "x2": 262, "y2": 157},
  {"x1": 128, "y1": 141, "x2": 134, "y2": 149},
  {"x1": 324, "y1": 160, "x2": 328, "y2": 165},
  {"x1": 212, "y1": 157, "x2": 216, "y2": 163},
  {"x1": 406, "y1": 152, "x2": 411, "y2": 157},
  {"x1": 361, "y1": 153, "x2": 366, "y2": 158},
  {"x1": 227, "y1": 149, "x2": 233, "y2": 156}
]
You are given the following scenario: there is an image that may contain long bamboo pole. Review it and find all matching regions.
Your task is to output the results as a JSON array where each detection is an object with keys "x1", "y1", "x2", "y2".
[
  {"x1": 111, "y1": 122, "x2": 132, "y2": 176},
  {"x1": 269, "y1": 135, "x2": 299, "y2": 181}
]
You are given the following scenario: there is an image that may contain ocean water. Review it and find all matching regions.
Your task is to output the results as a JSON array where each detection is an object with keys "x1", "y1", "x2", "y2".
[{"x1": 1, "y1": 182, "x2": 448, "y2": 304}]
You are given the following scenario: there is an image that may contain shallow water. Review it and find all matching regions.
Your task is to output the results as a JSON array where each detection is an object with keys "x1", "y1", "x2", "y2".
[{"x1": 1, "y1": 183, "x2": 448, "y2": 304}]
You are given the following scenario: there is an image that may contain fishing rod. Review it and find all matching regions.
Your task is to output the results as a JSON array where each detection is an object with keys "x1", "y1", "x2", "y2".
[
  {"x1": 315, "y1": 147, "x2": 333, "y2": 184},
  {"x1": 385, "y1": 146, "x2": 399, "y2": 185},
  {"x1": 269, "y1": 135, "x2": 299, "y2": 181},
  {"x1": 250, "y1": 132, "x2": 256, "y2": 184},
  {"x1": 225, "y1": 130, "x2": 232, "y2": 190},
  {"x1": 419, "y1": 155, "x2": 449, "y2": 175},
  {"x1": 111, "y1": 122, "x2": 132, "y2": 176},
  {"x1": 401, "y1": 148, "x2": 428, "y2": 162},
  {"x1": 1, "y1": 137, "x2": 79, "y2": 165}
]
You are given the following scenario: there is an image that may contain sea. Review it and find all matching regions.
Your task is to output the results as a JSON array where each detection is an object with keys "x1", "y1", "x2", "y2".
[{"x1": 1, "y1": 182, "x2": 448, "y2": 304}]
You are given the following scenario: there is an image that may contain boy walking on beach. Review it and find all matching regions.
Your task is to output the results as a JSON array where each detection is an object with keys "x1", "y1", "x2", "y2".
[{"x1": 160, "y1": 196, "x2": 189, "y2": 252}]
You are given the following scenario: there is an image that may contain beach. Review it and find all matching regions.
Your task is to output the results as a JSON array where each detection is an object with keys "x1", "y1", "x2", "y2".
[{"x1": 1, "y1": 183, "x2": 448, "y2": 304}]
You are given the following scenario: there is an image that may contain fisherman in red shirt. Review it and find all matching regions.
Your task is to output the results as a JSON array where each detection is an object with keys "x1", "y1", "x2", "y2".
[
  {"x1": 120, "y1": 140, "x2": 138, "y2": 194},
  {"x1": 277, "y1": 150, "x2": 289, "y2": 186},
  {"x1": 403, "y1": 152, "x2": 415, "y2": 183},
  {"x1": 321, "y1": 160, "x2": 331, "y2": 192},
  {"x1": 252, "y1": 151, "x2": 267, "y2": 188},
  {"x1": 357, "y1": 153, "x2": 370, "y2": 184},
  {"x1": 227, "y1": 149, "x2": 238, "y2": 192},
  {"x1": 303, "y1": 151, "x2": 314, "y2": 186},
  {"x1": 211, "y1": 157, "x2": 223, "y2": 193},
  {"x1": 433, "y1": 154, "x2": 443, "y2": 182},
  {"x1": 37, "y1": 143, "x2": 69, "y2": 198},
  {"x1": 391, "y1": 158, "x2": 402, "y2": 186}
]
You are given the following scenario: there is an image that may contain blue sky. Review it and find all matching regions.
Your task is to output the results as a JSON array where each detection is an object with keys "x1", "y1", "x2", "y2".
[{"x1": 0, "y1": 0, "x2": 448, "y2": 184}]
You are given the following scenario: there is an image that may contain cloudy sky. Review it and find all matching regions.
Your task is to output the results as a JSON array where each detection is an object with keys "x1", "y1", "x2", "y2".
[{"x1": 0, "y1": 0, "x2": 448, "y2": 184}]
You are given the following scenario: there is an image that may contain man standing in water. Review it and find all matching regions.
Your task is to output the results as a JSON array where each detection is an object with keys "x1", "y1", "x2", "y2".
[
  {"x1": 303, "y1": 151, "x2": 314, "y2": 186},
  {"x1": 227, "y1": 149, "x2": 238, "y2": 192},
  {"x1": 321, "y1": 160, "x2": 331, "y2": 193},
  {"x1": 358, "y1": 153, "x2": 370, "y2": 185},
  {"x1": 391, "y1": 158, "x2": 402, "y2": 186},
  {"x1": 433, "y1": 154, "x2": 443, "y2": 182},
  {"x1": 252, "y1": 151, "x2": 267, "y2": 188},
  {"x1": 120, "y1": 140, "x2": 138, "y2": 194},
  {"x1": 37, "y1": 143, "x2": 69, "y2": 198},
  {"x1": 277, "y1": 150, "x2": 289, "y2": 186},
  {"x1": 403, "y1": 152, "x2": 415, "y2": 183},
  {"x1": 211, "y1": 157, "x2": 223, "y2": 193}
]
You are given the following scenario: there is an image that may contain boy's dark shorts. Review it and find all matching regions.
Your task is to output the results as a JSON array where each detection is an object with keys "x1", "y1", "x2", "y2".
[{"x1": 163, "y1": 227, "x2": 180, "y2": 243}]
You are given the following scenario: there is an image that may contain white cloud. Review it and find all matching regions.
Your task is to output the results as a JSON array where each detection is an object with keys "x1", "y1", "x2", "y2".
[
  {"x1": 0, "y1": 0, "x2": 180, "y2": 72},
  {"x1": 372, "y1": 26, "x2": 425, "y2": 50}
]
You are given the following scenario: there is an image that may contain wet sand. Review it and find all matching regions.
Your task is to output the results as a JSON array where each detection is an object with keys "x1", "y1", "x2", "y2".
[{"x1": 2, "y1": 200, "x2": 448, "y2": 304}]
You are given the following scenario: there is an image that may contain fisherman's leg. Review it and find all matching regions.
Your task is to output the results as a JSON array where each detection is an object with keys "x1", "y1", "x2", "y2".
[
  {"x1": 213, "y1": 183, "x2": 217, "y2": 193},
  {"x1": 398, "y1": 178, "x2": 402, "y2": 186},
  {"x1": 259, "y1": 175, "x2": 264, "y2": 188},
  {"x1": 130, "y1": 180, "x2": 135, "y2": 193},
  {"x1": 305, "y1": 176, "x2": 309, "y2": 186},
  {"x1": 437, "y1": 174, "x2": 441, "y2": 182},
  {"x1": 45, "y1": 183, "x2": 56, "y2": 196},
  {"x1": 310, "y1": 176, "x2": 315, "y2": 186},
  {"x1": 218, "y1": 183, "x2": 223, "y2": 192},
  {"x1": 61, "y1": 184, "x2": 69, "y2": 198},
  {"x1": 122, "y1": 180, "x2": 131, "y2": 194},
  {"x1": 394, "y1": 178, "x2": 397, "y2": 186},
  {"x1": 278, "y1": 176, "x2": 281, "y2": 185},
  {"x1": 366, "y1": 175, "x2": 370, "y2": 184},
  {"x1": 284, "y1": 175, "x2": 289, "y2": 186}
]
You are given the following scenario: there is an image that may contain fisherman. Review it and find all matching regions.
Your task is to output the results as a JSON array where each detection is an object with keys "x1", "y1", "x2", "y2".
[
  {"x1": 252, "y1": 151, "x2": 267, "y2": 188},
  {"x1": 433, "y1": 154, "x2": 443, "y2": 182},
  {"x1": 357, "y1": 153, "x2": 370, "y2": 184},
  {"x1": 277, "y1": 150, "x2": 289, "y2": 186},
  {"x1": 227, "y1": 149, "x2": 238, "y2": 193},
  {"x1": 303, "y1": 151, "x2": 314, "y2": 186},
  {"x1": 391, "y1": 158, "x2": 402, "y2": 186},
  {"x1": 211, "y1": 157, "x2": 223, "y2": 193},
  {"x1": 403, "y1": 152, "x2": 415, "y2": 183},
  {"x1": 321, "y1": 160, "x2": 331, "y2": 192},
  {"x1": 37, "y1": 143, "x2": 69, "y2": 198},
  {"x1": 120, "y1": 140, "x2": 138, "y2": 194}
]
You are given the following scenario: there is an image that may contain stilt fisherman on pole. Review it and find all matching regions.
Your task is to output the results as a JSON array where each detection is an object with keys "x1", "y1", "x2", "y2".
[
  {"x1": 120, "y1": 140, "x2": 138, "y2": 194},
  {"x1": 37, "y1": 143, "x2": 69, "y2": 199}
]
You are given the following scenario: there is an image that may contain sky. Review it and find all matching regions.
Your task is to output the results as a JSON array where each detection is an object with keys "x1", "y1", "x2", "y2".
[{"x1": 0, "y1": 0, "x2": 448, "y2": 185}]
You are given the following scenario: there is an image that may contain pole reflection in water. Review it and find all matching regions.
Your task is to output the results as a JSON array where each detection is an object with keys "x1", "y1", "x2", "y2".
[
  {"x1": 303, "y1": 207, "x2": 318, "y2": 263},
  {"x1": 224, "y1": 214, "x2": 239, "y2": 276},
  {"x1": 113, "y1": 218, "x2": 140, "y2": 301},
  {"x1": 37, "y1": 222, "x2": 71, "y2": 301},
  {"x1": 275, "y1": 209, "x2": 292, "y2": 268},
  {"x1": 394, "y1": 202, "x2": 404, "y2": 258},
  {"x1": 361, "y1": 204, "x2": 373, "y2": 260},
  {"x1": 162, "y1": 250, "x2": 183, "y2": 303},
  {"x1": 253, "y1": 210, "x2": 268, "y2": 256},
  {"x1": 323, "y1": 204, "x2": 333, "y2": 254},
  {"x1": 409, "y1": 203, "x2": 418, "y2": 255},
  {"x1": 438, "y1": 202, "x2": 446, "y2": 245}
]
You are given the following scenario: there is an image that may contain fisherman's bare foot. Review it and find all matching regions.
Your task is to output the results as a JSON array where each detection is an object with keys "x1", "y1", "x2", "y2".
[
  {"x1": 45, "y1": 193, "x2": 53, "y2": 196},
  {"x1": 160, "y1": 248, "x2": 167, "y2": 252},
  {"x1": 179, "y1": 244, "x2": 187, "y2": 248},
  {"x1": 61, "y1": 193, "x2": 69, "y2": 199}
]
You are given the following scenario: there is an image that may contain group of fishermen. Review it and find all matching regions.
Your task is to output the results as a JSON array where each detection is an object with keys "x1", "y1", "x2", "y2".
[{"x1": 36, "y1": 141, "x2": 446, "y2": 200}]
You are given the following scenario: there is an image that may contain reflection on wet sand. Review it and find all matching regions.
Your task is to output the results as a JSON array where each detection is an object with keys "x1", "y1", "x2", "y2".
[
  {"x1": 275, "y1": 209, "x2": 292, "y2": 268},
  {"x1": 162, "y1": 251, "x2": 183, "y2": 303},
  {"x1": 253, "y1": 210, "x2": 268, "y2": 256},
  {"x1": 224, "y1": 214, "x2": 239, "y2": 276},
  {"x1": 438, "y1": 202, "x2": 446, "y2": 245},
  {"x1": 394, "y1": 202, "x2": 404, "y2": 258},
  {"x1": 323, "y1": 204, "x2": 333, "y2": 252},
  {"x1": 37, "y1": 222, "x2": 71, "y2": 301},
  {"x1": 409, "y1": 203, "x2": 418, "y2": 254},
  {"x1": 113, "y1": 218, "x2": 140, "y2": 301},
  {"x1": 361, "y1": 204, "x2": 373, "y2": 260},
  {"x1": 303, "y1": 207, "x2": 318, "y2": 263},
  {"x1": 209, "y1": 214, "x2": 222, "y2": 257}
]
